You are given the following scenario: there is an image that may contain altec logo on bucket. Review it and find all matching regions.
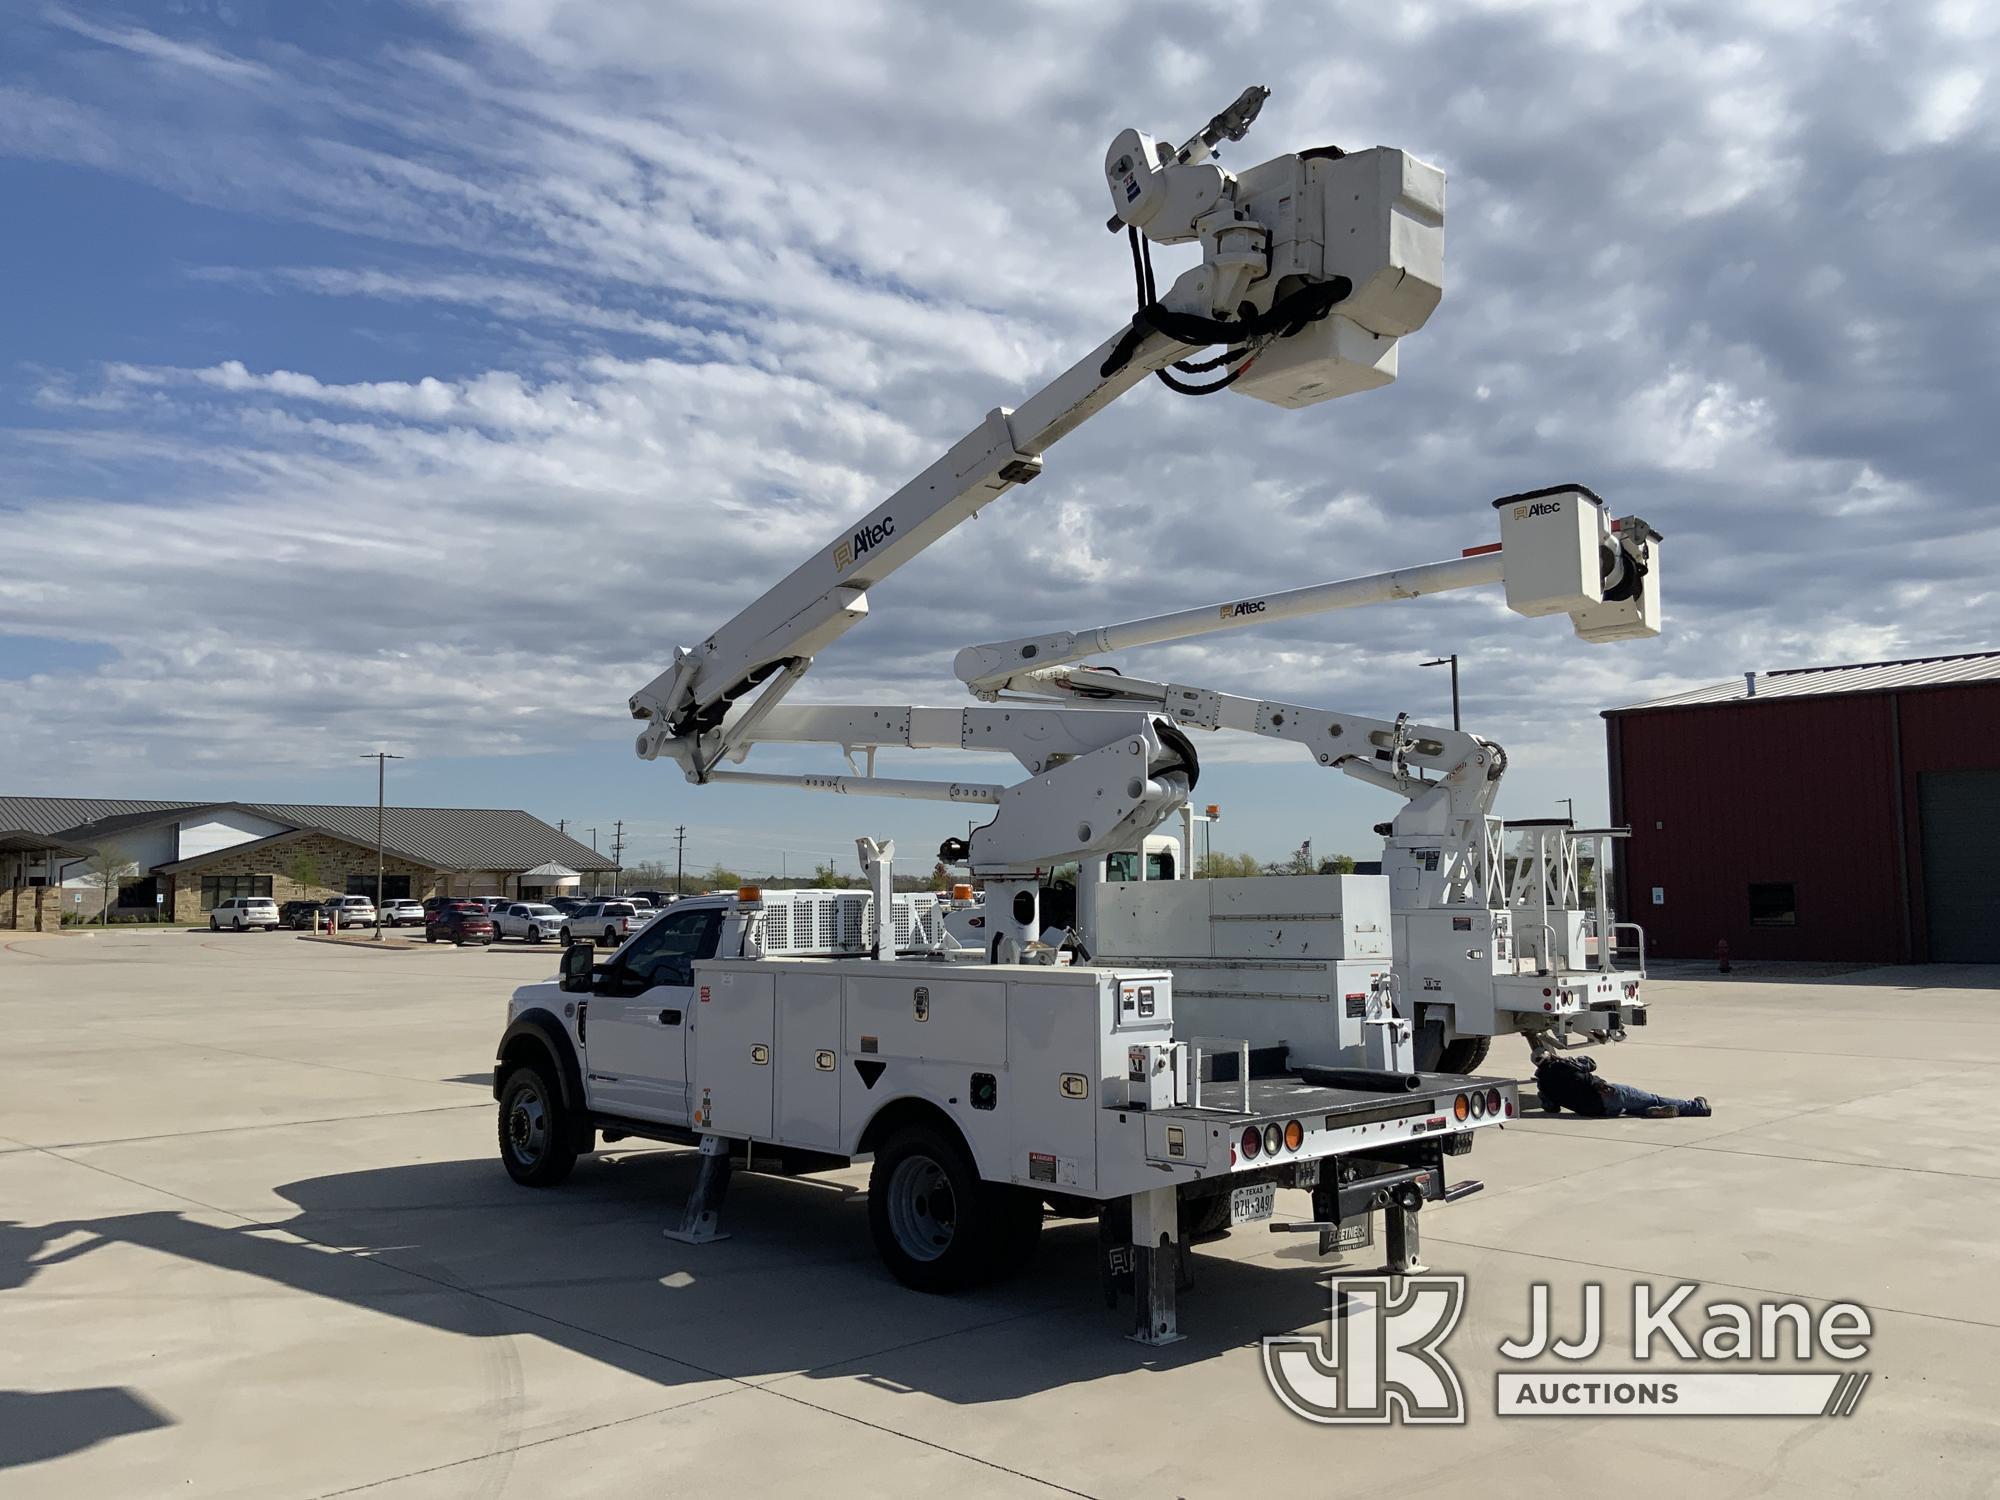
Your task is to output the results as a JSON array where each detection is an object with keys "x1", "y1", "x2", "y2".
[
  {"x1": 1264, "y1": 1278, "x2": 1873, "y2": 1424},
  {"x1": 1513, "y1": 500, "x2": 1562, "y2": 520}
]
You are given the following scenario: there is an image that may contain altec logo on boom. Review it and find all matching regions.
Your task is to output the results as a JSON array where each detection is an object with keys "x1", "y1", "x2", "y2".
[
  {"x1": 1218, "y1": 598, "x2": 1268, "y2": 620},
  {"x1": 833, "y1": 515, "x2": 895, "y2": 574},
  {"x1": 1264, "y1": 1278, "x2": 1873, "y2": 1425}
]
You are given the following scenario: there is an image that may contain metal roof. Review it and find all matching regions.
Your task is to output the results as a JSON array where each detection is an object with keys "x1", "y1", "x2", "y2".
[
  {"x1": 0, "y1": 830, "x2": 90, "y2": 857},
  {"x1": 0, "y1": 796, "x2": 619, "y2": 873},
  {"x1": 1609, "y1": 651, "x2": 2000, "y2": 714}
]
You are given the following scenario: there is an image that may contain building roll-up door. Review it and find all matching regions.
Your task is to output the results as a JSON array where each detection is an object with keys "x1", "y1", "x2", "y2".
[{"x1": 1918, "y1": 770, "x2": 2000, "y2": 962}]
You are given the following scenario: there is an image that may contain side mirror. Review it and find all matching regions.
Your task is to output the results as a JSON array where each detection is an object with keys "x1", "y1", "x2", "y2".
[{"x1": 558, "y1": 942, "x2": 595, "y2": 993}]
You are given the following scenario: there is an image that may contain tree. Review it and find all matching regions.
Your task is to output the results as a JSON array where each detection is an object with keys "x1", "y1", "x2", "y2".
[
  {"x1": 1195, "y1": 850, "x2": 1263, "y2": 879},
  {"x1": 810, "y1": 861, "x2": 847, "y2": 888},
  {"x1": 80, "y1": 842, "x2": 139, "y2": 925},
  {"x1": 701, "y1": 863, "x2": 742, "y2": 891},
  {"x1": 1317, "y1": 853, "x2": 1357, "y2": 875},
  {"x1": 279, "y1": 847, "x2": 323, "y2": 898}
]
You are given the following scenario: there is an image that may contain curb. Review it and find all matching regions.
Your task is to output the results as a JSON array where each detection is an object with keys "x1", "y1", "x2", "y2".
[{"x1": 294, "y1": 935, "x2": 435, "y2": 953}]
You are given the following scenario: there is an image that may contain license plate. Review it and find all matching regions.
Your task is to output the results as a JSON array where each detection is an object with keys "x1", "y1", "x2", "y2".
[{"x1": 1230, "y1": 1181, "x2": 1277, "y2": 1226}]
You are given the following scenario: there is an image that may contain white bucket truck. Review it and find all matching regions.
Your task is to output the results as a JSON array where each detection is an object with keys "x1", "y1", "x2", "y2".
[
  {"x1": 495, "y1": 881, "x2": 1517, "y2": 1341},
  {"x1": 493, "y1": 88, "x2": 1661, "y2": 1337}
]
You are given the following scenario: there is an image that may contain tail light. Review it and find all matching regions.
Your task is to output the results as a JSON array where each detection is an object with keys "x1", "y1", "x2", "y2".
[
  {"x1": 1262, "y1": 1122, "x2": 1283, "y2": 1156},
  {"x1": 1283, "y1": 1119, "x2": 1304, "y2": 1151},
  {"x1": 1240, "y1": 1125, "x2": 1262, "y2": 1159},
  {"x1": 1469, "y1": 1090, "x2": 1486, "y2": 1119},
  {"x1": 1486, "y1": 1088, "x2": 1504, "y2": 1117},
  {"x1": 1453, "y1": 1093, "x2": 1470, "y2": 1122}
]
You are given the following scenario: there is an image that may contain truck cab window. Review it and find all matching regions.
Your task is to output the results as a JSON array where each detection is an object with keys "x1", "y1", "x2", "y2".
[{"x1": 617, "y1": 908, "x2": 724, "y2": 988}]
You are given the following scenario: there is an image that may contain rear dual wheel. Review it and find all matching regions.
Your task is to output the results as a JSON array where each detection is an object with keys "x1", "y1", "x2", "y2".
[{"x1": 867, "y1": 1123, "x2": 1040, "y2": 1293}]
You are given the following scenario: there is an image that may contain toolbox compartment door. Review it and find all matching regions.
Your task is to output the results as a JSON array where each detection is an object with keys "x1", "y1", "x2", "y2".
[{"x1": 691, "y1": 966, "x2": 775, "y2": 1139}]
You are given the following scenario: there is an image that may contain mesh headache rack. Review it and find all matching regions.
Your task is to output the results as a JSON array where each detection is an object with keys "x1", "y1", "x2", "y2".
[{"x1": 752, "y1": 889, "x2": 952, "y2": 957}]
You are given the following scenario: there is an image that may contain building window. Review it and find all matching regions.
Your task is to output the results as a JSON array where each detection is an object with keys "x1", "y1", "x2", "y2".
[
  {"x1": 347, "y1": 874, "x2": 412, "y2": 902},
  {"x1": 1748, "y1": 882, "x2": 1797, "y2": 927},
  {"x1": 117, "y1": 877, "x2": 159, "y2": 909},
  {"x1": 200, "y1": 875, "x2": 273, "y2": 909}
]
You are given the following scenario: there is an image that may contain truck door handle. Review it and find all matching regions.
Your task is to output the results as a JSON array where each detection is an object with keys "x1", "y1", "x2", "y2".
[{"x1": 658, "y1": 1009, "x2": 682, "y2": 1026}]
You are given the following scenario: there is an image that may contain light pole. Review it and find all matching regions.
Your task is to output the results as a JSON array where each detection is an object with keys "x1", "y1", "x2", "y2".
[
  {"x1": 1559, "y1": 797, "x2": 1575, "y2": 824},
  {"x1": 359, "y1": 752, "x2": 403, "y2": 941},
  {"x1": 1420, "y1": 654, "x2": 1460, "y2": 730}
]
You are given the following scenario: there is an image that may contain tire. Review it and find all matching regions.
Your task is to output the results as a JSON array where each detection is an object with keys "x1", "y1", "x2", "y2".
[
  {"x1": 209, "y1": 917, "x2": 219, "y2": 931},
  {"x1": 867, "y1": 1122, "x2": 1026, "y2": 1292},
  {"x1": 1187, "y1": 1192, "x2": 1234, "y2": 1238},
  {"x1": 497, "y1": 1063, "x2": 578, "y2": 1187},
  {"x1": 425, "y1": 930, "x2": 436, "y2": 943},
  {"x1": 265, "y1": 924, "x2": 279, "y2": 932},
  {"x1": 1414, "y1": 1021, "x2": 1493, "y2": 1075},
  {"x1": 1542, "y1": 1095, "x2": 1562, "y2": 1114},
  {"x1": 1437, "y1": 1035, "x2": 1493, "y2": 1074},
  {"x1": 527, "y1": 926, "x2": 542, "y2": 943},
  {"x1": 604, "y1": 927, "x2": 618, "y2": 947},
  {"x1": 560, "y1": 928, "x2": 574, "y2": 947}
]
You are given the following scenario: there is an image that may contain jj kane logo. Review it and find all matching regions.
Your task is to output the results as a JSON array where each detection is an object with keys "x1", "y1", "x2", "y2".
[
  {"x1": 1265, "y1": 1277, "x2": 1873, "y2": 1425},
  {"x1": 1512, "y1": 500, "x2": 1562, "y2": 520},
  {"x1": 833, "y1": 515, "x2": 894, "y2": 573},
  {"x1": 1218, "y1": 598, "x2": 1268, "y2": 620}
]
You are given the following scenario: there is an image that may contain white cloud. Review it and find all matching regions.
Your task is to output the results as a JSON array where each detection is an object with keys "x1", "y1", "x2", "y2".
[{"x1": 2, "y1": 0, "x2": 1997, "y2": 861}]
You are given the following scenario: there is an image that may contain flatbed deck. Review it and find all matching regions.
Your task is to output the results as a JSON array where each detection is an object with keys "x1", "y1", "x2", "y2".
[{"x1": 1159, "y1": 1070, "x2": 1516, "y2": 1126}]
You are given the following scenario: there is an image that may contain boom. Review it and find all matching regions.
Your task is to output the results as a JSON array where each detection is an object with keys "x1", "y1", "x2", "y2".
[{"x1": 629, "y1": 89, "x2": 1448, "y2": 784}]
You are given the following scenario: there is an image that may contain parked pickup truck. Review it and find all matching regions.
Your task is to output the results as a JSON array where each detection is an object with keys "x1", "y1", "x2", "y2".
[
  {"x1": 492, "y1": 886, "x2": 1517, "y2": 1339},
  {"x1": 559, "y1": 900, "x2": 644, "y2": 949}
]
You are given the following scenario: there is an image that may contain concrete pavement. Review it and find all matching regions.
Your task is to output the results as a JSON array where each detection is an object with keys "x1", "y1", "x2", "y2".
[{"x1": 4, "y1": 930, "x2": 1996, "y2": 1496}]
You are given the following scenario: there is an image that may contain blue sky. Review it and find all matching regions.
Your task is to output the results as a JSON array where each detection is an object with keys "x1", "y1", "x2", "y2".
[{"x1": 2, "y1": 1, "x2": 1996, "y2": 877}]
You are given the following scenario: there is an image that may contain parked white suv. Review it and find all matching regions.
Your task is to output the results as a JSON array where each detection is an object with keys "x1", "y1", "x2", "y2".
[
  {"x1": 492, "y1": 902, "x2": 564, "y2": 943},
  {"x1": 210, "y1": 896, "x2": 280, "y2": 932},
  {"x1": 382, "y1": 899, "x2": 426, "y2": 928},
  {"x1": 559, "y1": 901, "x2": 645, "y2": 948},
  {"x1": 322, "y1": 895, "x2": 377, "y2": 929}
]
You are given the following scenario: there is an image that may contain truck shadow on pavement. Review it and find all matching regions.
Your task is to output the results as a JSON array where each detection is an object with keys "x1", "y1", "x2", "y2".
[
  {"x1": 0, "y1": 1387, "x2": 171, "y2": 1471},
  {"x1": 0, "y1": 1150, "x2": 1352, "y2": 1412}
]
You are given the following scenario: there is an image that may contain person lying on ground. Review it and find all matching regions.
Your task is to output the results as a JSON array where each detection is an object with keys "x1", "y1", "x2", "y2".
[{"x1": 1532, "y1": 1051, "x2": 1711, "y2": 1118}]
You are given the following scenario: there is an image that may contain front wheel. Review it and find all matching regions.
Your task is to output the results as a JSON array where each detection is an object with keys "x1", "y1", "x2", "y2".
[
  {"x1": 527, "y1": 926, "x2": 543, "y2": 943},
  {"x1": 497, "y1": 1064, "x2": 578, "y2": 1186},
  {"x1": 867, "y1": 1123, "x2": 1034, "y2": 1292}
]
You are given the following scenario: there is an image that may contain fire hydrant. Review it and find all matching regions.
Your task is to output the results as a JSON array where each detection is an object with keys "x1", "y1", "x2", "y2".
[{"x1": 1716, "y1": 937, "x2": 1731, "y2": 974}]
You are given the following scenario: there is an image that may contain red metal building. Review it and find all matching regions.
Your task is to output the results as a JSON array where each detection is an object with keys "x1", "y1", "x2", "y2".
[{"x1": 1604, "y1": 652, "x2": 2000, "y2": 964}]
